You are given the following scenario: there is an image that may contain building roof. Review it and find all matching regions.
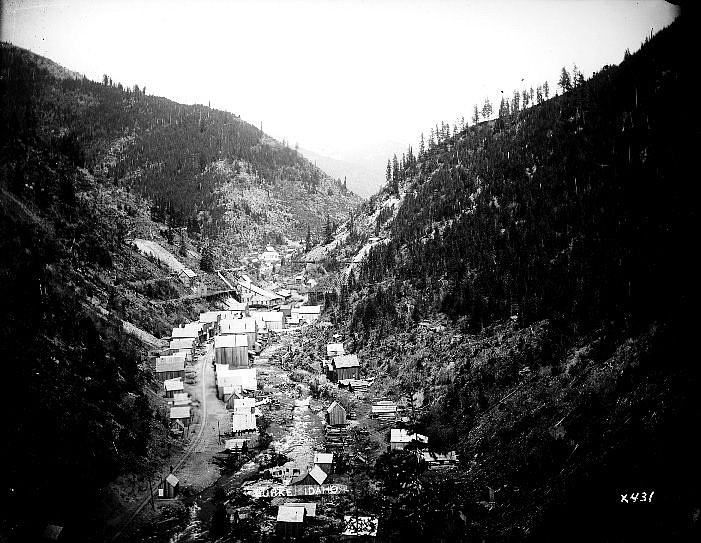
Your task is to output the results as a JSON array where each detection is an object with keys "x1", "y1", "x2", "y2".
[
  {"x1": 333, "y1": 354, "x2": 360, "y2": 369},
  {"x1": 219, "y1": 318, "x2": 256, "y2": 334},
  {"x1": 156, "y1": 355, "x2": 185, "y2": 373},
  {"x1": 326, "y1": 343, "x2": 345, "y2": 356},
  {"x1": 171, "y1": 326, "x2": 199, "y2": 339},
  {"x1": 169, "y1": 406, "x2": 191, "y2": 419},
  {"x1": 218, "y1": 368, "x2": 257, "y2": 391},
  {"x1": 390, "y1": 429, "x2": 429, "y2": 444},
  {"x1": 225, "y1": 438, "x2": 247, "y2": 450},
  {"x1": 307, "y1": 465, "x2": 327, "y2": 485},
  {"x1": 277, "y1": 505, "x2": 305, "y2": 523},
  {"x1": 314, "y1": 452, "x2": 334, "y2": 465},
  {"x1": 173, "y1": 392, "x2": 189, "y2": 405},
  {"x1": 327, "y1": 400, "x2": 346, "y2": 414},
  {"x1": 178, "y1": 268, "x2": 198, "y2": 279},
  {"x1": 231, "y1": 412, "x2": 257, "y2": 431},
  {"x1": 260, "y1": 311, "x2": 284, "y2": 322},
  {"x1": 294, "y1": 305, "x2": 321, "y2": 314},
  {"x1": 199, "y1": 311, "x2": 220, "y2": 323},
  {"x1": 283, "y1": 502, "x2": 316, "y2": 517},
  {"x1": 165, "y1": 473, "x2": 179, "y2": 486},
  {"x1": 214, "y1": 334, "x2": 248, "y2": 348},
  {"x1": 169, "y1": 338, "x2": 195, "y2": 351},
  {"x1": 342, "y1": 516, "x2": 379, "y2": 537},
  {"x1": 239, "y1": 280, "x2": 282, "y2": 300},
  {"x1": 164, "y1": 378, "x2": 184, "y2": 392},
  {"x1": 421, "y1": 450, "x2": 459, "y2": 463}
]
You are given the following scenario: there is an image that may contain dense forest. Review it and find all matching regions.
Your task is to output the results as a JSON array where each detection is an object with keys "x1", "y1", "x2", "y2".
[{"x1": 333, "y1": 15, "x2": 701, "y2": 541}]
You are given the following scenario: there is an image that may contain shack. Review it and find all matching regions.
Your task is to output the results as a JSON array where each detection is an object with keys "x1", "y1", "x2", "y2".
[
  {"x1": 155, "y1": 355, "x2": 186, "y2": 382},
  {"x1": 371, "y1": 401, "x2": 397, "y2": 421},
  {"x1": 314, "y1": 452, "x2": 334, "y2": 475},
  {"x1": 390, "y1": 429, "x2": 428, "y2": 451},
  {"x1": 172, "y1": 392, "x2": 190, "y2": 406},
  {"x1": 158, "y1": 473, "x2": 179, "y2": 499},
  {"x1": 163, "y1": 378, "x2": 184, "y2": 398},
  {"x1": 170, "y1": 406, "x2": 191, "y2": 427},
  {"x1": 292, "y1": 305, "x2": 321, "y2": 323},
  {"x1": 292, "y1": 465, "x2": 327, "y2": 486},
  {"x1": 168, "y1": 338, "x2": 195, "y2": 361},
  {"x1": 261, "y1": 311, "x2": 285, "y2": 331},
  {"x1": 326, "y1": 401, "x2": 347, "y2": 427},
  {"x1": 231, "y1": 412, "x2": 257, "y2": 435},
  {"x1": 276, "y1": 505, "x2": 306, "y2": 539},
  {"x1": 332, "y1": 354, "x2": 360, "y2": 382},
  {"x1": 214, "y1": 334, "x2": 249, "y2": 368}
]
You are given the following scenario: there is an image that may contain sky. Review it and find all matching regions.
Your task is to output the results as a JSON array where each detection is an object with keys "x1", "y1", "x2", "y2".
[{"x1": 1, "y1": 0, "x2": 679, "y2": 159}]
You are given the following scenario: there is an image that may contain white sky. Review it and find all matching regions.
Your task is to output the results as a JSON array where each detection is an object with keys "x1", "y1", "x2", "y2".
[{"x1": 2, "y1": 0, "x2": 678, "y2": 157}]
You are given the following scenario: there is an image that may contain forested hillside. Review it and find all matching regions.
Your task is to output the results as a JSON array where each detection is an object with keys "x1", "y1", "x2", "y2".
[
  {"x1": 329, "y1": 17, "x2": 700, "y2": 541},
  {"x1": 1, "y1": 43, "x2": 360, "y2": 249}
]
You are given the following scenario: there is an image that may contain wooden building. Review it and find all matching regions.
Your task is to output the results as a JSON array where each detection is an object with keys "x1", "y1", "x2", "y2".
[
  {"x1": 216, "y1": 367, "x2": 257, "y2": 397},
  {"x1": 176, "y1": 268, "x2": 198, "y2": 287},
  {"x1": 219, "y1": 317, "x2": 257, "y2": 347},
  {"x1": 420, "y1": 450, "x2": 459, "y2": 467},
  {"x1": 172, "y1": 392, "x2": 190, "y2": 406},
  {"x1": 163, "y1": 378, "x2": 184, "y2": 398},
  {"x1": 371, "y1": 401, "x2": 397, "y2": 421},
  {"x1": 170, "y1": 406, "x2": 191, "y2": 427},
  {"x1": 155, "y1": 355, "x2": 186, "y2": 382},
  {"x1": 326, "y1": 401, "x2": 347, "y2": 427},
  {"x1": 230, "y1": 397, "x2": 256, "y2": 414},
  {"x1": 214, "y1": 334, "x2": 249, "y2": 368},
  {"x1": 292, "y1": 305, "x2": 321, "y2": 323},
  {"x1": 168, "y1": 338, "x2": 195, "y2": 361},
  {"x1": 231, "y1": 412, "x2": 257, "y2": 435},
  {"x1": 158, "y1": 473, "x2": 179, "y2": 499},
  {"x1": 314, "y1": 452, "x2": 334, "y2": 475},
  {"x1": 332, "y1": 354, "x2": 360, "y2": 382},
  {"x1": 390, "y1": 429, "x2": 428, "y2": 451},
  {"x1": 283, "y1": 502, "x2": 316, "y2": 518},
  {"x1": 260, "y1": 311, "x2": 285, "y2": 331},
  {"x1": 276, "y1": 505, "x2": 306, "y2": 539},
  {"x1": 292, "y1": 465, "x2": 327, "y2": 486}
]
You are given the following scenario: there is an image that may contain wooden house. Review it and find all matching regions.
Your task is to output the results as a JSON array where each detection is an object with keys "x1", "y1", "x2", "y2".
[
  {"x1": 163, "y1": 378, "x2": 184, "y2": 398},
  {"x1": 225, "y1": 438, "x2": 249, "y2": 452},
  {"x1": 276, "y1": 505, "x2": 306, "y2": 539},
  {"x1": 371, "y1": 401, "x2": 397, "y2": 420},
  {"x1": 231, "y1": 412, "x2": 257, "y2": 435},
  {"x1": 342, "y1": 516, "x2": 379, "y2": 540},
  {"x1": 390, "y1": 429, "x2": 428, "y2": 451},
  {"x1": 216, "y1": 368, "x2": 257, "y2": 397},
  {"x1": 314, "y1": 452, "x2": 334, "y2": 475},
  {"x1": 271, "y1": 465, "x2": 302, "y2": 483},
  {"x1": 171, "y1": 323, "x2": 200, "y2": 340},
  {"x1": 168, "y1": 338, "x2": 195, "y2": 361},
  {"x1": 214, "y1": 334, "x2": 249, "y2": 368},
  {"x1": 292, "y1": 305, "x2": 321, "y2": 323},
  {"x1": 332, "y1": 354, "x2": 360, "y2": 382},
  {"x1": 158, "y1": 473, "x2": 179, "y2": 499},
  {"x1": 230, "y1": 397, "x2": 256, "y2": 414},
  {"x1": 176, "y1": 268, "x2": 198, "y2": 287},
  {"x1": 292, "y1": 465, "x2": 327, "y2": 486},
  {"x1": 326, "y1": 401, "x2": 347, "y2": 427},
  {"x1": 326, "y1": 343, "x2": 345, "y2": 358},
  {"x1": 219, "y1": 317, "x2": 257, "y2": 347},
  {"x1": 172, "y1": 392, "x2": 190, "y2": 406},
  {"x1": 420, "y1": 450, "x2": 459, "y2": 467},
  {"x1": 170, "y1": 406, "x2": 191, "y2": 427},
  {"x1": 238, "y1": 279, "x2": 283, "y2": 307},
  {"x1": 261, "y1": 311, "x2": 285, "y2": 331},
  {"x1": 155, "y1": 355, "x2": 186, "y2": 382}
]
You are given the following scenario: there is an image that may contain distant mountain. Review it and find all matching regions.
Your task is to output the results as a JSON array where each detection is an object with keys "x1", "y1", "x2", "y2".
[{"x1": 301, "y1": 140, "x2": 408, "y2": 198}]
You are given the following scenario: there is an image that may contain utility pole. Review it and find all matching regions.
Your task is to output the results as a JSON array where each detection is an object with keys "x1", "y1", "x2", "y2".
[{"x1": 148, "y1": 479, "x2": 156, "y2": 510}]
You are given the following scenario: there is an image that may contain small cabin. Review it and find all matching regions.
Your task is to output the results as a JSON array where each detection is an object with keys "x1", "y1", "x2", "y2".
[
  {"x1": 170, "y1": 406, "x2": 191, "y2": 427},
  {"x1": 261, "y1": 311, "x2": 285, "y2": 331},
  {"x1": 177, "y1": 268, "x2": 198, "y2": 287},
  {"x1": 155, "y1": 355, "x2": 186, "y2": 382},
  {"x1": 292, "y1": 465, "x2": 327, "y2": 486},
  {"x1": 164, "y1": 378, "x2": 184, "y2": 398},
  {"x1": 292, "y1": 305, "x2": 321, "y2": 323},
  {"x1": 371, "y1": 401, "x2": 397, "y2": 420},
  {"x1": 332, "y1": 354, "x2": 360, "y2": 382},
  {"x1": 390, "y1": 429, "x2": 428, "y2": 451},
  {"x1": 158, "y1": 473, "x2": 179, "y2": 499},
  {"x1": 172, "y1": 392, "x2": 190, "y2": 406},
  {"x1": 276, "y1": 505, "x2": 306, "y2": 539},
  {"x1": 314, "y1": 452, "x2": 334, "y2": 475},
  {"x1": 231, "y1": 412, "x2": 257, "y2": 435},
  {"x1": 326, "y1": 401, "x2": 347, "y2": 427}
]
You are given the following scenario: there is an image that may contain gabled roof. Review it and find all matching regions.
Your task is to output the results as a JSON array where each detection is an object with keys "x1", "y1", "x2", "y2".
[
  {"x1": 178, "y1": 268, "x2": 198, "y2": 279},
  {"x1": 277, "y1": 505, "x2": 305, "y2": 523},
  {"x1": 156, "y1": 355, "x2": 185, "y2": 373},
  {"x1": 327, "y1": 400, "x2": 346, "y2": 414},
  {"x1": 390, "y1": 429, "x2": 428, "y2": 444},
  {"x1": 219, "y1": 318, "x2": 256, "y2": 334},
  {"x1": 333, "y1": 354, "x2": 360, "y2": 369},
  {"x1": 239, "y1": 280, "x2": 282, "y2": 300},
  {"x1": 171, "y1": 326, "x2": 198, "y2": 339},
  {"x1": 169, "y1": 406, "x2": 191, "y2": 419},
  {"x1": 214, "y1": 334, "x2": 248, "y2": 348},
  {"x1": 173, "y1": 392, "x2": 189, "y2": 405},
  {"x1": 169, "y1": 338, "x2": 195, "y2": 351},
  {"x1": 165, "y1": 473, "x2": 179, "y2": 486},
  {"x1": 294, "y1": 305, "x2": 321, "y2": 314},
  {"x1": 307, "y1": 465, "x2": 327, "y2": 485},
  {"x1": 314, "y1": 452, "x2": 333, "y2": 465},
  {"x1": 164, "y1": 378, "x2": 184, "y2": 392}
]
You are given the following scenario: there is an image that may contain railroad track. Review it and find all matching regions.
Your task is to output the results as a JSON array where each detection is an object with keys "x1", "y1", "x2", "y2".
[{"x1": 110, "y1": 346, "x2": 210, "y2": 541}]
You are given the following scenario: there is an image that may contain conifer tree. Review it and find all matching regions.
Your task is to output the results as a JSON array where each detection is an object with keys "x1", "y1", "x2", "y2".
[
  {"x1": 472, "y1": 104, "x2": 480, "y2": 125},
  {"x1": 512, "y1": 90, "x2": 520, "y2": 114},
  {"x1": 543, "y1": 80, "x2": 550, "y2": 99},
  {"x1": 558, "y1": 67, "x2": 572, "y2": 93},
  {"x1": 481, "y1": 98, "x2": 493, "y2": 119},
  {"x1": 419, "y1": 133, "x2": 425, "y2": 157},
  {"x1": 305, "y1": 224, "x2": 311, "y2": 252}
]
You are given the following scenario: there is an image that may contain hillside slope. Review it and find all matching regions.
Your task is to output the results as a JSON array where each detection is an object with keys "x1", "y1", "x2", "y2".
[
  {"x1": 319, "y1": 17, "x2": 699, "y2": 541},
  {"x1": 1, "y1": 42, "x2": 361, "y2": 257}
]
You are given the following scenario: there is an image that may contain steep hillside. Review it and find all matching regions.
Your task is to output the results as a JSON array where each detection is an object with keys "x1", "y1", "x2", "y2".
[
  {"x1": 319, "y1": 17, "x2": 699, "y2": 541},
  {"x1": 1, "y1": 42, "x2": 361, "y2": 256}
]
